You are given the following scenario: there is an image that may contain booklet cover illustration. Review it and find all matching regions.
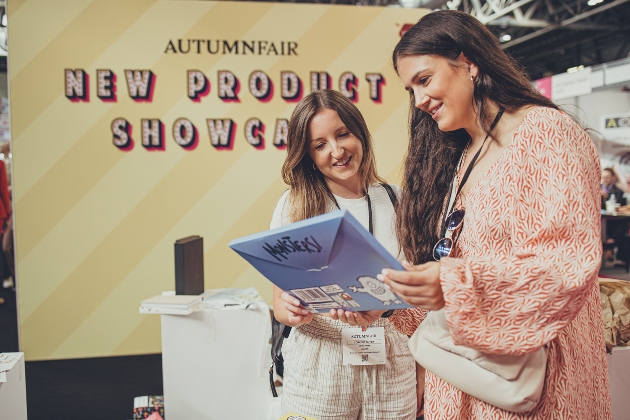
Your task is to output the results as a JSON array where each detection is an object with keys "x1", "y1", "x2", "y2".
[{"x1": 228, "y1": 210, "x2": 411, "y2": 313}]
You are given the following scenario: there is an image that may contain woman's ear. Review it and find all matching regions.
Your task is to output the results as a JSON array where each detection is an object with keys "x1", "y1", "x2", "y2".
[{"x1": 459, "y1": 53, "x2": 479, "y2": 80}]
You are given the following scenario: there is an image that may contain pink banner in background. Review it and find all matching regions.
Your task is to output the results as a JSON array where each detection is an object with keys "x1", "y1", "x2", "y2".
[{"x1": 535, "y1": 77, "x2": 552, "y2": 99}]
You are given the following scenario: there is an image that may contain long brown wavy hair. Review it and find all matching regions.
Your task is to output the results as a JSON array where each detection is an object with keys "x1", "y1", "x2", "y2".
[
  {"x1": 393, "y1": 10, "x2": 558, "y2": 264},
  {"x1": 282, "y1": 89, "x2": 385, "y2": 222}
]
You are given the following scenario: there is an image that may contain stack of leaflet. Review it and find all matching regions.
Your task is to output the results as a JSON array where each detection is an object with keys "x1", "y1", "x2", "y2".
[
  {"x1": 201, "y1": 287, "x2": 265, "y2": 310},
  {"x1": 0, "y1": 353, "x2": 21, "y2": 383},
  {"x1": 139, "y1": 294, "x2": 202, "y2": 315}
]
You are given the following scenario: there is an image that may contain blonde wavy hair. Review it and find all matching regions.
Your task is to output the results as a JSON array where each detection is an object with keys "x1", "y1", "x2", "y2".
[{"x1": 281, "y1": 89, "x2": 385, "y2": 222}]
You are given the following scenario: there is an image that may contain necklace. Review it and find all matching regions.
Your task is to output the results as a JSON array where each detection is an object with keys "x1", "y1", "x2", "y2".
[
  {"x1": 441, "y1": 108, "x2": 505, "y2": 237},
  {"x1": 332, "y1": 191, "x2": 373, "y2": 235}
]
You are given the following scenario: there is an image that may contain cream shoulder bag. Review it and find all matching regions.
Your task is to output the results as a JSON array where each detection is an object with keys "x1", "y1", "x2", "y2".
[{"x1": 408, "y1": 309, "x2": 547, "y2": 413}]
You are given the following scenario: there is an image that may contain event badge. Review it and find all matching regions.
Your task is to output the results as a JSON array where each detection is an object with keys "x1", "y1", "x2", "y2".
[{"x1": 341, "y1": 327, "x2": 386, "y2": 365}]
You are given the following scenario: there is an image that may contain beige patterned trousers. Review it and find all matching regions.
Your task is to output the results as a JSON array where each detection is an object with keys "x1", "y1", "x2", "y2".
[{"x1": 281, "y1": 316, "x2": 417, "y2": 420}]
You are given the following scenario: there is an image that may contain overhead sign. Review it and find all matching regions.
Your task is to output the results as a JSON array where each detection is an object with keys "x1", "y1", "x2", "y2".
[
  {"x1": 551, "y1": 67, "x2": 592, "y2": 101},
  {"x1": 602, "y1": 114, "x2": 630, "y2": 144}
]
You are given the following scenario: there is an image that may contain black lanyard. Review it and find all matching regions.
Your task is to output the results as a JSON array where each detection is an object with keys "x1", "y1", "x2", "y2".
[
  {"x1": 441, "y1": 108, "x2": 505, "y2": 236},
  {"x1": 332, "y1": 192, "x2": 373, "y2": 235}
]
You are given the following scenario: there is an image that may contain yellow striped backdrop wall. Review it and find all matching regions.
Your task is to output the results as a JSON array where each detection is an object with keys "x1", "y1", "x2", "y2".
[{"x1": 8, "y1": 0, "x2": 427, "y2": 360}]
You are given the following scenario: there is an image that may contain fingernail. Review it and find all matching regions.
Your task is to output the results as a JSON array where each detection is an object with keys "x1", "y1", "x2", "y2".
[
  {"x1": 353, "y1": 313, "x2": 358, "y2": 318},
  {"x1": 294, "y1": 300, "x2": 300, "y2": 306},
  {"x1": 376, "y1": 274, "x2": 384, "y2": 281},
  {"x1": 381, "y1": 268, "x2": 388, "y2": 275},
  {"x1": 302, "y1": 309, "x2": 309, "y2": 314}
]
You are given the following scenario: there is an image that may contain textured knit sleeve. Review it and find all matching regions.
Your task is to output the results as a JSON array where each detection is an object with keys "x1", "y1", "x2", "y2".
[{"x1": 439, "y1": 108, "x2": 602, "y2": 355}]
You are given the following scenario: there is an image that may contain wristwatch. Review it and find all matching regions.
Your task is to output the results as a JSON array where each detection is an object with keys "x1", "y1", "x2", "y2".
[{"x1": 381, "y1": 310, "x2": 395, "y2": 318}]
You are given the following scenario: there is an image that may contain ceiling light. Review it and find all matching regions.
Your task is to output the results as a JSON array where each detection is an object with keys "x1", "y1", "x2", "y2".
[
  {"x1": 587, "y1": 0, "x2": 603, "y2": 6},
  {"x1": 500, "y1": 33, "x2": 512, "y2": 42},
  {"x1": 567, "y1": 65, "x2": 585, "y2": 73}
]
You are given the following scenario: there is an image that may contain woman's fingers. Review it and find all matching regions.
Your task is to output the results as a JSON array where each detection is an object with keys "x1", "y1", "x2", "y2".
[
  {"x1": 331, "y1": 309, "x2": 378, "y2": 328},
  {"x1": 361, "y1": 310, "x2": 386, "y2": 319},
  {"x1": 280, "y1": 291, "x2": 302, "y2": 306},
  {"x1": 386, "y1": 280, "x2": 427, "y2": 297},
  {"x1": 330, "y1": 310, "x2": 385, "y2": 331},
  {"x1": 280, "y1": 291, "x2": 312, "y2": 316},
  {"x1": 329, "y1": 309, "x2": 354, "y2": 323},
  {"x1": 353, "y1": 313, "x2": 373, "y2": 331},
  {"x1": 378, "y1": 262, "x2": 445, "y2": 310},
  {"x1": 387, "y1": 280, "x2": 442, "y2": 307},
  {"x1": 284, "y1": 301, "x2": 310, "y2": 315},
  {"x1": 338, "y1": 309, "x2": 359, "y2": 325},
  {"x1": 378, "y1": 267, "x2": 428, "y2": 286}
]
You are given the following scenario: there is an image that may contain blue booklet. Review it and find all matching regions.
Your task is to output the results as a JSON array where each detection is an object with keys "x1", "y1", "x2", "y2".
[{"x1": 228, "y1": 210, "x2": 411, "y2": 313}]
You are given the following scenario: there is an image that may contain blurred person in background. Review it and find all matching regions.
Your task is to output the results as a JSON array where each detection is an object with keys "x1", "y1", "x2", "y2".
[
  {"x1": 0, "y1": 141, "x2": 13, "y2": 289},
  {"x1": 601, "y1": 167, "x2": 626, "y2": 209}
]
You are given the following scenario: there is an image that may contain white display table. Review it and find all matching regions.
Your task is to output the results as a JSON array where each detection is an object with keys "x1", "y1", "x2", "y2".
[
  {"x1": 161, "y1": 304, "x2": 273, "y2": 420},
  {"x1": 0, "y1": 353, "x2": 28, "y2": 420}
]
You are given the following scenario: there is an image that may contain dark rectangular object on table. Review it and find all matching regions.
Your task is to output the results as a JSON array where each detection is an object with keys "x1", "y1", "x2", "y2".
[{"x1": 175, "y1": 235, "x2": 204, "y2": 295}]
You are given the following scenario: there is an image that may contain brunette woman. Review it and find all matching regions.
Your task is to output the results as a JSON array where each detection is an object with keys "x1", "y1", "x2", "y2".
[{"x1": 381, "y1": 10, "x2": 612, "y2": 420}]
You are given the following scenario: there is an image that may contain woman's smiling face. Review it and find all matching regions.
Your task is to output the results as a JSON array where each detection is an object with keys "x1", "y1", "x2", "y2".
[
  {"x1": 397, "y1": 54, "x2": 478, "y2": 133},
  {"x1": 308, "y1": 108, "x2": 364, "y2": 194}
]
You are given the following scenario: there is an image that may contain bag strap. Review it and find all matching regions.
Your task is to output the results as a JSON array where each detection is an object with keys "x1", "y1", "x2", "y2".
[
  {"x1": 380, "y1": 183, "x2": 397, "y2": 208},
  {"x1": 380, "y1": 183, "x2": 397, "y2": 320},
  {"x1": 282, "y1": 326, "x2": 292, "y2": 338},
  {"x1": 269, "y1": 364, "x2": 278, "y2": 397}
]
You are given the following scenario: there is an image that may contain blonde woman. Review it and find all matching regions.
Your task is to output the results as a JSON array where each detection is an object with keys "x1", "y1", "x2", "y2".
[{"x1": 271, "y1": 90, "x2": 417, "y2": 419}]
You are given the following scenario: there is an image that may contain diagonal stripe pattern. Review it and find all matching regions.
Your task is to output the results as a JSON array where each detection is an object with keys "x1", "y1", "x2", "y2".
[{"x1": 9, "y1": 0, "x2": 426, "y2": 360}]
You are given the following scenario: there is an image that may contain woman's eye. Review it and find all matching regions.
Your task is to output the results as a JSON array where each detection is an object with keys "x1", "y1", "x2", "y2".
[
  {"x1": 315, "y1": 143, "x2": 325, "y2": 150},
  {"x1": 338, "y1": 132, "x2": 350, "y2": 138},
  {"x1": 419, "y1": 77, "x2": 429, "y2": 86}
]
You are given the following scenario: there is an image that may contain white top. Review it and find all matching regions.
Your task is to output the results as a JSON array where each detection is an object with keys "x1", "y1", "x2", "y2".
[{"x1": 270, "y1": 183, "x2": 401, "y2": 258}]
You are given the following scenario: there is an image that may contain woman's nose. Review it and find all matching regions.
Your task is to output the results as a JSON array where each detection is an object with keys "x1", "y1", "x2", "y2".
[
  {"x1": 331, "y1": 143, "x2": 345, "y2": 159},
  {"x1": 415, "y1": 92, "x2": 429, "y2": 111}
]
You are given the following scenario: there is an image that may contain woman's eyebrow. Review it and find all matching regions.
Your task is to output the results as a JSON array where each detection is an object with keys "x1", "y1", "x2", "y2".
[{"x1": 410, "y1": 69, "x2": 428, "y2": 84}]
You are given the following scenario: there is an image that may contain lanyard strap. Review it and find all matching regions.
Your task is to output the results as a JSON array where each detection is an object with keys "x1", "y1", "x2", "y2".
[
  {"x1": 441, "y1": 108, "x2": 505, "y2": 235},
  {"x1": 332, "y1": 192, "x2": 373, "y2": 235}
]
